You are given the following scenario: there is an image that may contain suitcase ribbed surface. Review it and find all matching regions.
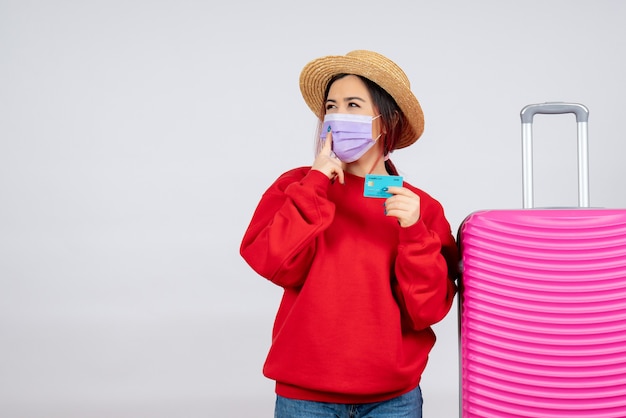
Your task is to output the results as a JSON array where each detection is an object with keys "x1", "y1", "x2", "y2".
[{"x1": 459, "y1": 209, "x2": 626, "y2": 418}]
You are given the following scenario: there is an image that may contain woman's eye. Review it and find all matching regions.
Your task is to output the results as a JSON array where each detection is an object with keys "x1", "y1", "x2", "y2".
[
  {"x1": 325, "y1": 104, "x2": 336, "y2": 110},
  {"x1": 348, "y1": 102, "x2": 360, "y2": 108}
]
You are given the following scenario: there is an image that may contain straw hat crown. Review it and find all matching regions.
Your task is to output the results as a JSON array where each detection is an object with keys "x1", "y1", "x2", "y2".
[{"x1": 299, "y1": 50, "x2": 424, "y2": 149}]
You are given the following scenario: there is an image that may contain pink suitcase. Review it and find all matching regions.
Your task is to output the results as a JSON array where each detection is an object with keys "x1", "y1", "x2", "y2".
[{"x1": 458, "y1": 103, "x2": 626, "y2": 417}]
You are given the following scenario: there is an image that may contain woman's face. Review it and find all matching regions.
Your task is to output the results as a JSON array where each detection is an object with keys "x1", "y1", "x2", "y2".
[{"x1": 325, "y1": 75, "x2": 382, "y2": 138}]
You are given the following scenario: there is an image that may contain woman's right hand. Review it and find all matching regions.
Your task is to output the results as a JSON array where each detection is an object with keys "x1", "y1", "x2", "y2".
[{"x1": 311, "y1": 130, "x2": 345, "y2": 184}]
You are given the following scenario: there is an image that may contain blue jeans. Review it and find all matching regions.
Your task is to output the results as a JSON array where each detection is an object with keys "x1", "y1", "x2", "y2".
[{"x1": 274, "y1": 386, "x2": 422, "y2": 418}]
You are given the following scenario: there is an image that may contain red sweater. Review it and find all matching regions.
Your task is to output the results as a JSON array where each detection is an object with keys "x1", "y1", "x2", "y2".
[{"x1": 240, "y1": 167, "x2": 458, "y2": 403}]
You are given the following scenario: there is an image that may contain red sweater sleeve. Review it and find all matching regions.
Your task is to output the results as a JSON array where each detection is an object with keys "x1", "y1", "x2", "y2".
[
  {"x1": 392, "y1": 195, "x2": 459, "y2": 331},
  {"x1": 240, "y1": 168, "x2": 335, "y2": 288}
]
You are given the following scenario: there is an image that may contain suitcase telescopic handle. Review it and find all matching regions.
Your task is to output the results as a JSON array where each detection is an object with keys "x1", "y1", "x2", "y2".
[{"x1": 520, "y1": 102, "x2": 590, "y2": 209}]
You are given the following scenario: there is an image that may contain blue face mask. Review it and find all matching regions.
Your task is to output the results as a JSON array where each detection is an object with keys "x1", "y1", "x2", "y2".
[{"x1": 320, "y1": 113, "x2": 382, "y2": 163}]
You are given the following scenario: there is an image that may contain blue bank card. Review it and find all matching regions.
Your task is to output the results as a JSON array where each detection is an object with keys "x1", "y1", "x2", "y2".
[{"x1": 363, "y1": 174, "x2": 403, "y2": 198}]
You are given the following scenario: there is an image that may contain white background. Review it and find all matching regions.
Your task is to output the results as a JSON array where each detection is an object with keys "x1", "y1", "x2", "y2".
[{"x1": 2, "y1": 1, "x2": 626, "y2": 417}]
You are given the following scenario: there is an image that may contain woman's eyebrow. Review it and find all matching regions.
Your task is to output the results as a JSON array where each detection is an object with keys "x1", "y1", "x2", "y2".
[
  {"x1": 325, "y1": 96, "x2": 366, "y2": 104},
  {"x1": 343, "y1": 96, "x2": 366, "y2": 102}
]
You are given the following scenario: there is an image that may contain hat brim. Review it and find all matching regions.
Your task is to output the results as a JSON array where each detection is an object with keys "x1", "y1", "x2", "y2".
[{"x1": 299, "y1": 50, "x2": 424, "y2": 149}]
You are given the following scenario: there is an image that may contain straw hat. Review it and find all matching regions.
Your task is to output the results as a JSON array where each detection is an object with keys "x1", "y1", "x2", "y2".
[{"x1": 299, "y1": 50, "x2": 424, "y2": 149}]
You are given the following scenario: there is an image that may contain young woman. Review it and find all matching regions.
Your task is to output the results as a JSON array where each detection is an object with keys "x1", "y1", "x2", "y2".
[{"x1": 240, "y1": 50, "x2": 458, "y2": 418}]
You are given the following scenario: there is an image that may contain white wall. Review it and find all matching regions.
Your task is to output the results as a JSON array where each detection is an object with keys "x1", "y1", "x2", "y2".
[{"x1": 1, "y1": 1, "x2": 625, "y2": 416}]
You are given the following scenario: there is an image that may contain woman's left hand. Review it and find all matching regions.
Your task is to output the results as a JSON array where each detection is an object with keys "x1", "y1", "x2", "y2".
[{"x1": 384, "y1": 187, "x2": 421, "y2": 228}]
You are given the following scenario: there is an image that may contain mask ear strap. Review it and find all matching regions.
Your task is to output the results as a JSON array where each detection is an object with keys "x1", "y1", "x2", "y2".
[{"x1": 368, "y1": 115, "x2": 385, "y2": 174}]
